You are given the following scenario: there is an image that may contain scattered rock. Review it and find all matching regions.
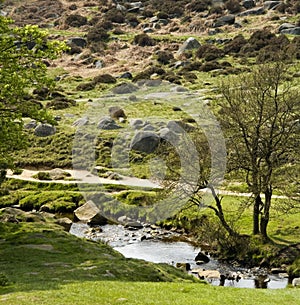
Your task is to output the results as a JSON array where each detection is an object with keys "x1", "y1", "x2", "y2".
[
  {"x1": 129, "y1": 118, "x2": 144, "y2": 129},
  {"x1": 72, "y1": 117, "x2": 89, "y2": 127},
  {"x1": 292, "y1": 278, "x2": 300, "y2": 287},
  {"x1": 263, "y1": 1, "x2": 282, "y2": 10},
  {"x1": 177, "y1": 37, "x2": 201, "y2": 55},
  {"x1": 242, "y1": 0, "x2": 256, "y2": 9},
  {"x1": 238, "y1": 6, "x2": 265, "y2": 16},
  {"x1": 124, "y1": 221, "x2": 143, "y2": 229},
  {"x1": 97, "y1": 117, "x2": 121, "y2": 130},
  {"x1": 131, "y1": 131, "x2": 160, "y2": 153},
  {"x1": 48, "y1": 168, "x2": 71, "y2": 180},
  {"x1": 24, "y1": 120, "x2": 37, "y2": 129},
  {"x1": 281, "y1": 27, "x2": 300, "y2": 36},
  {"x1": 195, "y1": 251, "x2": 210, "y2": 264},
  {"x1": 159, "y1": 128, "x2": 179, "y2": 143},
  {"x1": 214, "y1": 15, "x2": 235, "y2": 28},
  {"x1": 34, "y1": 123, "x2": 56, "y2": 137},
  {"x1": 74, "y1": 200, "x2": 108, "y2": 226},
  {"x1": 55, "y1": 217, "x2": 73, "y2": 231}
]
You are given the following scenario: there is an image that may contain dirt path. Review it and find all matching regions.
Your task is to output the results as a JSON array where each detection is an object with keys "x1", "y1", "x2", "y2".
[{"x1": 6, "y1": 169, "x2": 159, "y2": 189}]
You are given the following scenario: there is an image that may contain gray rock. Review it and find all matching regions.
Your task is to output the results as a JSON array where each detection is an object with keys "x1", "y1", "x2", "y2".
[
  {"x1": 55, "y1": 217, "x2": 73, "y2": 231},
  {"x1": 72, "y1": 117, "x2": 89, "y2": 127},
  {"x1": 119, "y1": 72, "x2": 133, "y2": 79},
  {"x1": 112, "y1": 83, "x2": 138, "y2": 94},
  {"x1": 124, "y1": 221, "x2": 143, "y2": 229},
  {"x1": 67, "y1": 37, "x2": 87, "y2": 48},
  {"x1": 130, "y1": 118, "x2": 144, "y2": 129},
  {"x1": 214, "y1": 15, "x2": 235, "y2": 28},
  {"x1": 131, "y1": 131, "x2": 160, "y2": 153},
  {"x1": 74, "y1": 200, "x2": 108, "y2": 226},
  {"x1": 34, "y1": 123, "x2": 56, "y2": 137},
  {"x1": 281, "y1": 27, "x2": 300, "y2": 36},
  {"x1": 167, "y1": 120, "x2": 195, "y2": 133},
  {"x1": 97, "y1": 117, "x2": 121, "y2": 130},
  {"x1": 242, "y1": 0, "x2": 256, "y2": 9},
  {"x1": 278, "y1": 23, "x2": 296, "y2": 32},
  {"x1": 48, "y1": 168, "x2": 71, "y2": 180},
  {"x1": 94, "y1": 60, "x2": 103, "y2": 69},
  {"x1": 177, "y1": 37, "x2": 201, "y2": 55},
  {"x1": 263, "y1": 1, "x2": 282, "y2": 10},
  {"x1": 238, "y1": 6, "x2": 265, "y2": 16},
  {"x1": 142, "y1": 124, "x2": 156, "y2": 131},
  {"x1": 195, "y1": 251, "x2": 210, "y2": 264},
  {"x1": 292, "y1": 278, "x2": 300, "y2": 287},
  {"x1": 159, "y1": 128, "x2": 179, "y2": 143},
  {"x1": 143, "y1": 27, "x2": 154, "y2": 33},
  {"x1": 24, "y1": 120, "x2": 37, "y2": 129}
]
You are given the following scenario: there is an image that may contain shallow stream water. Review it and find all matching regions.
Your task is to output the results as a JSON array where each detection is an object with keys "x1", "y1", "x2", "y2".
[{"x1": 70, "y1": 223, "x2": 288, "y2": 289}]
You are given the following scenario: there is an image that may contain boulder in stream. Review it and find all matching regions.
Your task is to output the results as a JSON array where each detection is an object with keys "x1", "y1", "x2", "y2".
[
  {"x1": 195, "y1": 251, "x2": 210, "y2": 264},
  {"x1": 74, "y1": 200, "x2": 108, "y2": 226}
]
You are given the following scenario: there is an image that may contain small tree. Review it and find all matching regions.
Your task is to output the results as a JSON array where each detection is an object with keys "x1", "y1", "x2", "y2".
[
  {"x1": 218, "y1": 61, "x2": 300, "y2": 240},
  {"x1": 0, "y1": 16, "x2": 65, "y2": 182}
]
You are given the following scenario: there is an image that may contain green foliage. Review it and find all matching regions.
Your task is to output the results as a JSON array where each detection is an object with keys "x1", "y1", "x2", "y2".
[
  {"x1": 0, "y1": 16, "x2": 66, "y2": 171},
  {"x1": 0, "y1": 273, "x2": 9, "y2": 287},
  {"x1": 18, "y1": 191, "x2": 84, "y2": 212},
  {"x1": 114, "y1": 190, "x2": 158, "y2": 206}
]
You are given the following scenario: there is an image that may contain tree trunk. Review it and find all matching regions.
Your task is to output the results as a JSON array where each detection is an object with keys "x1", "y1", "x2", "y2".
[
  {"x1": 208, "y1": 184, "x2": 240, "y2": 238},
  {"x1": 253, "y1": 194, "x2": 262, "y2": 235},
  {"x1": 260, "y1": 186, "x2": 272, "y2": 241}
]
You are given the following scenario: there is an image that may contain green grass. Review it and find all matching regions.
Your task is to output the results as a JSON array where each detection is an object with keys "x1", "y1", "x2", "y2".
[
  {"x1": 0, "y1": 221, "x2": 299, "y2": 305},
  {"x1": 1, "y1": 281, "x2": 299, "y2": 305}
]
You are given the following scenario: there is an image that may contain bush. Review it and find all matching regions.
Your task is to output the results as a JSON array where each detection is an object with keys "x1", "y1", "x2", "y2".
[
  {"x1": 105, "y1": 8, "x2": 125, "y2": 23},
  {"x1": 76, "y1": 82, "x2": 96, "y2": 91},
  {"x1": 223, "y1": 34, "x2": 247, "y2": 54},
  {"x1": 33, "y1": 172, "x2": 52, "y2": 180},
  {"x1": 0, "y1": 273, "x2": 9, "y2": 287},
  {"x1": 225, "y1": 0, "x2": 242, "y2": 14},
  {"x1": 133, "y1": 33, "x2": 156, "y2": 47},
  {"x1": 93, "y1": 74, "x2": 117, "y2": 84},
  {"x1": 156, "y1": 50, "x2": 174, "y2": 64},
  {"x1": 64, "y1": 14, "x2": 87, "y2": 27},
  {"x1": 87, "y1": 27, "x2": 109, "y2": 43},
  {"x1": 196, "y1": 44, "x2": 224, "y2": 61}
]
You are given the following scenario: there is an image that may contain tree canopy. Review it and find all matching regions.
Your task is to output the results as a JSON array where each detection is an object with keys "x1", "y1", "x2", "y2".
[
  {"x1": 218, "y1": 61, "x2": 300, "y2": 240},
  {"x1": 0, "y1": 16, "x2": 65, "y2": 174}
]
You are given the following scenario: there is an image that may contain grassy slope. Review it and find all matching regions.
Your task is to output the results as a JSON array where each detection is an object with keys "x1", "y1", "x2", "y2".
[{"x1": 0, "y1": 222, "x2": 299, "y2": 305}]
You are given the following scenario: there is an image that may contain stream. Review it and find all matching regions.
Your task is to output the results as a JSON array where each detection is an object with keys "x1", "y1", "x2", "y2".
[{"x1": 70, "y1": 223, "x2": 288, "y2": 289}]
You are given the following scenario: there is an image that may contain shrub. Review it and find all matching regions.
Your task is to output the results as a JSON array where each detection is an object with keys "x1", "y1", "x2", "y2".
[
  {"x1": 156, "y1": 50, "x2": 174, "y2": 64},
  {"x1": 196, "y1": 44, "x2": 224, "y2": 61},
  {"x1": 64, "y1": 14, "x2": 87, "y2": 27},
  {"x1": 105, "y1": 8, "x2": 125, "y2": 23},
  {"x1": 93, "y1": 74, "x2": 117, "y2": 84},
  {"x1": 0, "y1": 273, "x2": 9, "y2": 287},
  {"x1": 133, "y1": 33, "x2": 156, "y2": 47},
  {"x1": 225, "y1": 0, "x2": 242, "y2": 14},
  {"x1": 223, "y1": 34, "x2": 247, "y2": 54},
  {"x1": 87, "y1": 26, "x2": 109, "y2": 43},
  {"x1": 33, "y1": 172, "x2": 52, "y2": 180},
  {"x1": 76, "y1": 82, "x2": 96, "y2": 91}
]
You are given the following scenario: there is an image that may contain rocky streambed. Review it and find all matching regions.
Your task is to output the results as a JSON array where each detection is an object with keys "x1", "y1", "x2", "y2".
[{"x1": 70, "y1": 222, "x2": 289, "y2": 289}]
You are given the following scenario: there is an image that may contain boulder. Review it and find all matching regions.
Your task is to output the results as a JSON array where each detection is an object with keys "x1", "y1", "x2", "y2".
[
  {"x1": 177, "y1": 37, "x2": 201, "y2": 55},
  {"x1": 109, "y1": 106, "x2": 126, "y2": 119},
  {"x1": 167, "y1": 120, "x2": 195, "y2": 133},
  {"x1": 130, "y1": 118, "x2": 144, "y2": 129},
  {"x1": 278, "y1": 23, "x2": 296, "y2": 32},
  {"x1": 48, "y1": 168, "x2": 71, "y2": 180},
  {"x1": 124, "y1": 221, "x2": 143, "y2": 229},
  {"x1": 238, "y1": 6, "x2": 265, "y2": 16},
  {"x1": 242, "y1": 0, "x2": 256, "y2": 9},
  {"x1": 74, "y1": 200, "x2": 108, "y2": 226},
  {"x1": 55, "y1": 217, "x2": 73, "y2": 231},
  {"x1": 263, "y1": 1, "x2": 282, "y2": 10},
  {"x1": 67, "y1": 37, "x2": 87, "y2": 48},
  {"x1": 72, "y1": 117, "x2": 89, "y2": 127},
  {"x1": 195, "y1": 251, "x2": 210, "y2": 264},
  {"x1": 292, "y1": 278, "x2": 300, "y2": 287},
  {"x1": 131, "y1": 131, "x2": 160, "y2": 153},
  {"x1": 281, "y1": 27, "x2": 300, "y2": 36},
  {"x1": 24, "y1": 120, "x2": 37, "y2": 129},
  {"x1": 119, "y1": 72, "x2": 133, "y2": 79},
  {"x1": 159, "y1": 128, "x2": 179, "y2": 143},
  {"x1": 97, "y1": 117, "x2": 121, "y2": 130},
  {"x1": 214, "y1": 15, "x2": 235, "y2": 28},
  {"x1": 34, "y1": 123, "x2": 56, "y2": 137}
]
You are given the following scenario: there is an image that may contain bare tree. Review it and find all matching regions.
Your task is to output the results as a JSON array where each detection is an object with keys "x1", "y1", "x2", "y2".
[{"x1": 218, "y1": 61, "x2": 300, "y2": 240}]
